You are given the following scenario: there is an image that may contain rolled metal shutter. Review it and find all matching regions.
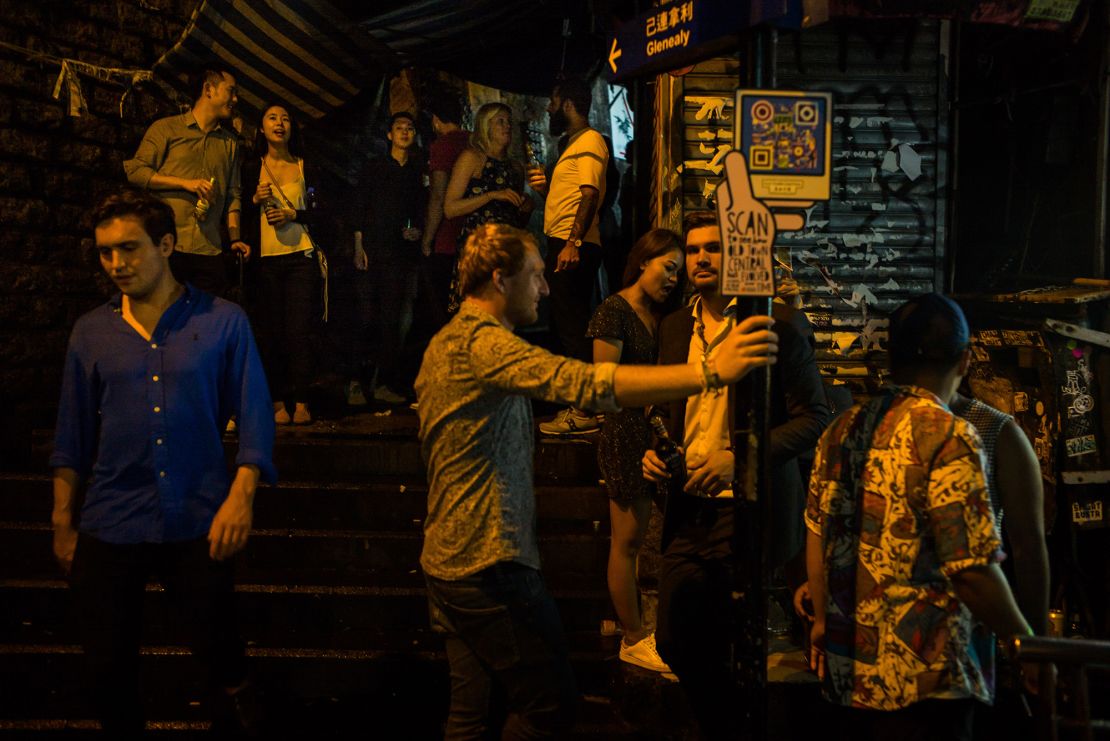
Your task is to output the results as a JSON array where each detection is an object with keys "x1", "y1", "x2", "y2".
[{"x1": 672, "y1": 20, "x2": 948, "y2": 393}]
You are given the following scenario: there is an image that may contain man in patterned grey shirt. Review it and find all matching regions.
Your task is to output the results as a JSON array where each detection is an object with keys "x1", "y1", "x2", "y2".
[{"x1": 416, "y1": 223, "x2": 779, "y2": 739}]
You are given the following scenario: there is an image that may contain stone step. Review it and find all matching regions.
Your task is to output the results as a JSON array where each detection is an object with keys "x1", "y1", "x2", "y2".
[
  {"x1": 28, "y1": 417, "x2": 604, "y2": 484},
  {"x1": 0, "y1": 694, "x2": 639, "y2": 740},
  {"x1": 0, "y1": 474, "x2": 610, "y2": 534},
  {"x1": 0, "y1": 526, "x2": 612, "y2": 589},
  {"x1": 0, "y1": 643, "x2": 629, "y2": 723},
  {"x1": 0, "y1": 579, "x2": 614, "y2": 648}
]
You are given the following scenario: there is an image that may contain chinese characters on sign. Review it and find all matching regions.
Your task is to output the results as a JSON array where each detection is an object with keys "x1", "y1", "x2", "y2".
[{"x1": 645, "y1": 1, "x2": 695, "y2": 56}]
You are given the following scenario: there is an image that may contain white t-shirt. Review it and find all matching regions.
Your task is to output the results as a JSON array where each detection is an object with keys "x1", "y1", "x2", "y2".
[{"x1": 543, "y1": 127, "x2": 608, "y2": 244}]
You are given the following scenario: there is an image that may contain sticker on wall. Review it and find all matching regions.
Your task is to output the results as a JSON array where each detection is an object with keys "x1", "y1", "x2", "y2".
[{"x1": 735, "y1": 89, "x2": 832, "y2": 202}]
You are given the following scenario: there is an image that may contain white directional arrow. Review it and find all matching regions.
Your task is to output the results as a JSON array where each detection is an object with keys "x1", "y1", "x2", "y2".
[{"x1": 608, "y1": 38, "x2": 622, "y2": 74}]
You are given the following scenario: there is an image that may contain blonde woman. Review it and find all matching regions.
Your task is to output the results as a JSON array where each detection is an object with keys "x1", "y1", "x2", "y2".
[{"x1": 444, "y1": 102, "x2": 533, "y2": 242}]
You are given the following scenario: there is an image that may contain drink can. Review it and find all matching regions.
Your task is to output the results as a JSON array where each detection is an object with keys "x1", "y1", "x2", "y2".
[{"x1": 1048, "y1": 609, "x2": 1065, "y2": 637}]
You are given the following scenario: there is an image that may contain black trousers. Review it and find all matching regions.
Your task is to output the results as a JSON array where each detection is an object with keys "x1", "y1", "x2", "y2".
[
  {"x1": 656, "y1": 497, "x2": 740, "y2": 740},
  {"x1": 544, "y1": 237, "x2": 602, "y2": 363},
  {"x1": 351, "y1": 255, "x2": 418, "y2": 390},
  {"x1": 71, "y1": 534, "x2": 246, "y2": 738},
  {"x1": 169, "y1": 251, "x2": 229, "y2": 298},
  {"x1": 257, "y1": 251, "x2": 317, "y2": 403}
]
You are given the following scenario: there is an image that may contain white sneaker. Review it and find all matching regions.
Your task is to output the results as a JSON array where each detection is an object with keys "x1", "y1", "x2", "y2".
[
  {"x1": 619, "y1": 633, "x2": 671, "y2": 673},
  {"x1": 538, "y1": 408, "x2": 601, "y2": 435}
]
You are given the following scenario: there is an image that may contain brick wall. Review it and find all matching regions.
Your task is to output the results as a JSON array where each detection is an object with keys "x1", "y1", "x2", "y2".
[{"x1": 0, "y1": 0, "x2": 198, "y2": 444}]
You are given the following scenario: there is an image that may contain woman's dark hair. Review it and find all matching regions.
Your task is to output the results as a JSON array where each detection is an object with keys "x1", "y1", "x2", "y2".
[
  {"x1": 91, "y1": 188, "x2": 176, "y2": 247},
  {"x1": 254, "y1": 103, "x2": 303, "y2": 158},
  {"x1": 622, "y1": 228, "x2": 683, "y2": 289}
]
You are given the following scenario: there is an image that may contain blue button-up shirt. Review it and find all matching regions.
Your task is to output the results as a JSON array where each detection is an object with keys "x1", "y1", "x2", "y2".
[{"x1": 50, "y1": 285, "x2": 276, "y2": 544}]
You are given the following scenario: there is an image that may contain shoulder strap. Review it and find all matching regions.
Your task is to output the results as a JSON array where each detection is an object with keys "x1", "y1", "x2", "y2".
[{"x1": 261, "y1": 158, "x2": 294, "y2": 209}]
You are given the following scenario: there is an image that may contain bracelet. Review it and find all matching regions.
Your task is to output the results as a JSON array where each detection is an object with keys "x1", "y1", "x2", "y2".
[{"x1": 701, "y1": 355, "x2": 722, "y2": 390}]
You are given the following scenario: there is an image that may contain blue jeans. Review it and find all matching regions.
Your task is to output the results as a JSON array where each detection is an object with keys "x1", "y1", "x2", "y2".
[{"x1": 425, "y1": 562, "x2": 577, "y2": 740}]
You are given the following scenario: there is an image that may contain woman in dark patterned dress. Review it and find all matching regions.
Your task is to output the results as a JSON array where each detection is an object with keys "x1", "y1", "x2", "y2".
[
  {"x1": 443, "y1": 103, "x2": 533, "y2": 308},
  {"x1": 588, "y1": 229, "x2": 685, "y2": 673}
]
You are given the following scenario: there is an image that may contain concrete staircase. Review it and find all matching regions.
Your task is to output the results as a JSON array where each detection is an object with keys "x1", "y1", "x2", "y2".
[{"x1": 0, "y1": 413, "x2": 647, "y2": 738}]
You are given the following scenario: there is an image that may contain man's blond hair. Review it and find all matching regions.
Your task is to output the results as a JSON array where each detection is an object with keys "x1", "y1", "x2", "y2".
[{"x1": 457, "y1": 223, "x2": 537, "y2": 297}]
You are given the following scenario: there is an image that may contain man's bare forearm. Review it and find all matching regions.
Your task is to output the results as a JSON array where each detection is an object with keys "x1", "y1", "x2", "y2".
[
  {"x1": 569, "y1": 186, "x2": 600, "y2": 242},
  {"x1": 997, "y1": 420, "x2": 1050, "y2": 633},
  {"x1": 950, "y1": 563, "x2": 1033, "y2": 639},
  {"x1": 146, "y1": 173, "x2": 192, "y2": 191},
  {"x1": 806, "y1": 529, "x2": 826, "y2": 622},
  {"x1": 1010, "y1": 539, "x2": 1050, "y2": 634},
  {"x1": 612, "y1": 363, "x2": 703, "y2": 408},
  {"x1": 52, "y1": 467, "x2": 80, "y2": 527},
  {"x1": 423, "y1": 172, "x2": 448, "y2": 251}
]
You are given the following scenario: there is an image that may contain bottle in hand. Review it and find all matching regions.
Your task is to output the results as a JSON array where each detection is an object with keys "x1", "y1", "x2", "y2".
[
  {"x1": 649, "y1": 414, "x2": 685, "y2": 494},
  {"x1": 194, "y1": 176, "x2": 215, "y2": 221}
]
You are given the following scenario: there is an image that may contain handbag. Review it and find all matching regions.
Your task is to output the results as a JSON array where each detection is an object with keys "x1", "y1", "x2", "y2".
[{"x1": 261, "y1": 158, "x2": 330, "y2": 321}]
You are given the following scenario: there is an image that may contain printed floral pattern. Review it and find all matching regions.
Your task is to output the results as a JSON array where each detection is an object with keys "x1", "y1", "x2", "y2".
[{"x1": 806, "y1": 386, "x2": 1003, "y2": 710}]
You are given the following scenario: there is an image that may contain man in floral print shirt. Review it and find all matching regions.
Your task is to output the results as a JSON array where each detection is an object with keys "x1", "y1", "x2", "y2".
[{"x1": 805, "y1": 294, "x2": 1034, "y2": 740}]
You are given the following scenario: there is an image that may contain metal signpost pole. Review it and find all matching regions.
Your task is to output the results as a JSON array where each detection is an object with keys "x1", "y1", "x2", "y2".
[{"x1": 722, "y1": 73, "x2": 833, "y2": 738}]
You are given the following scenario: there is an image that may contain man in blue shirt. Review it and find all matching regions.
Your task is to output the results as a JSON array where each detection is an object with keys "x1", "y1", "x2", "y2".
[{"x1": 50, "y1": 188, "x2": 276, "y2": 738}]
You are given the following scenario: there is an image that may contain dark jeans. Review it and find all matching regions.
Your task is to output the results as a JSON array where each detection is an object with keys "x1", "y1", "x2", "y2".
[
  {"x1": 169, "y1": 250, "x2": 229, "y2": 297},
  {"x1": 257, "y1": 250, "x2": 317, "y2": 403},
  {"x1": 351, "y1": 254, "x2": 418, "y2": 390},
  {"x1": 828, "y1": 698, "x2": 977, "y2": 741},
  {"x1": 425, "y1": 562, "x2": 578, "y2": 740},
  {"x1": 544, "y1": 237, "x2": 601, "y2": 362},
  {"x1": 656, "y1": 498, "x2": 740, "y2": 740},
  {"x1": 71, "y1": 534, "x2": 246, "y2": 738}
]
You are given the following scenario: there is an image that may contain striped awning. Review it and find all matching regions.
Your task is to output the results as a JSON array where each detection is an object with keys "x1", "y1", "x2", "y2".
[{"x1": 154, "y1": 0, "x2": 397, "y2": 121}]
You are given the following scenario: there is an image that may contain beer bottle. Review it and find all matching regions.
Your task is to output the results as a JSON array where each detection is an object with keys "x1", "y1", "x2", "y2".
[
  {"x1": 649, "y1": 414, "x2": 685, "y2": 493},
  {"x1": 194, "y1": 176, "x2": 215, "y2": 221}
]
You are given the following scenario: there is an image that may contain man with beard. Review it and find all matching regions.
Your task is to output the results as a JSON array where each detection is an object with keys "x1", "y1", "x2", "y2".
[
  {"x1": 529, "y1": 76, "x2": 610, "y2": 436},
  {"x1": 50, "y1": 189, "x2": 275, "y2": 738},
  {"x1": 125, "y1": 67, "x2": 250, "y2": 297},
  {"x1": 416, "y1": 223, "x2": 779, "y2": 739},
  {"x1": 641, "y1": 210, "x2": 829, "y2": 738}
]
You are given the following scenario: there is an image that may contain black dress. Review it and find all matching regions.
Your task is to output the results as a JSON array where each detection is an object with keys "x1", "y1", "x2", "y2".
[
  {"x1": 458, "y1": 154, "x2": 526, "y2": 242},
  {"x1": 587, "y1": 294, "x2": 658, "y2": 503}
]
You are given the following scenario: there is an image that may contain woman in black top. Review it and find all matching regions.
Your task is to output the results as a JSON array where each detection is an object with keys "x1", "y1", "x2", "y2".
[{"x1": 587, "y1": 229, "x2": 684, "y2": 673}]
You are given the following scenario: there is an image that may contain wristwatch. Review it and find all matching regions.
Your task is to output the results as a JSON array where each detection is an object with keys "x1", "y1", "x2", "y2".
[{"x1": 571, "y1": 237, "x2": 583, "y2": 248}]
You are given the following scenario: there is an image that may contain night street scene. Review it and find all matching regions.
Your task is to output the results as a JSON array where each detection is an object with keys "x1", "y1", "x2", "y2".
[{"x1": 0, "y1": 0, "x2": 1108, "y2": 738}]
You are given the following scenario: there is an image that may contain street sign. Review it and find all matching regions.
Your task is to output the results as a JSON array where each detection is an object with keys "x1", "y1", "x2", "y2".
[
  {"x1": 606, "y1": 1, "x2": 794, "y2": 83},
  {"x1": 735, "y1": 89, "x2": 832, "y2": 202}
]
